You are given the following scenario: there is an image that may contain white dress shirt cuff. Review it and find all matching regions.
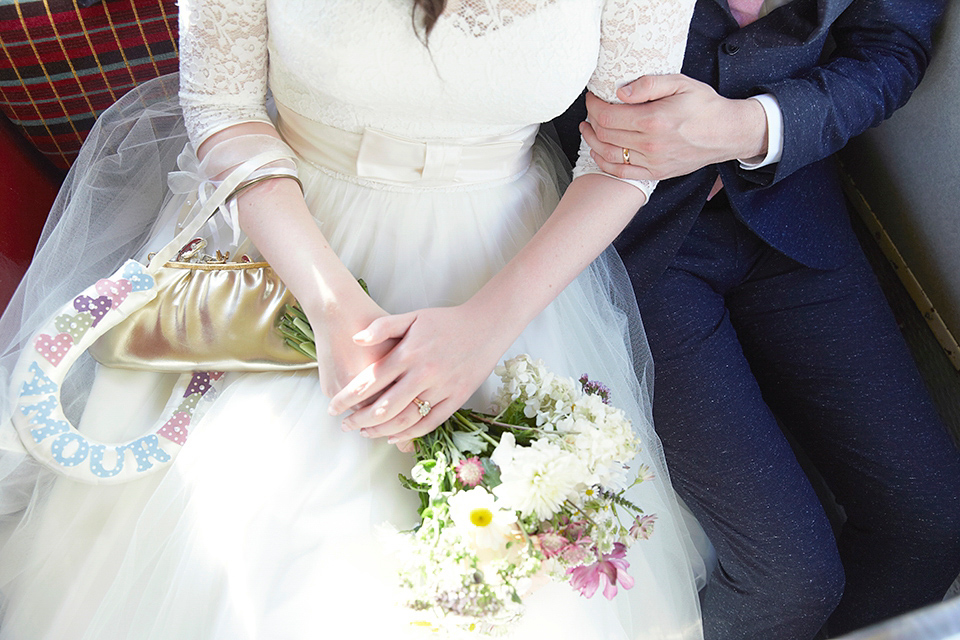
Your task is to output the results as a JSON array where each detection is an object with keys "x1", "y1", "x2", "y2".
[{"x1": 738, "y1": 93, "x2": 783, "y2": 170}]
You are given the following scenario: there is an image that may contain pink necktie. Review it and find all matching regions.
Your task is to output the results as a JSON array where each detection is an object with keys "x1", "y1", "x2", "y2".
[
  {"x1": 707, "y1": 0, "x2": 764, "y2": 199},
  {"x1": 728, "y1": 0, "x2": 765, "y2": 26}
]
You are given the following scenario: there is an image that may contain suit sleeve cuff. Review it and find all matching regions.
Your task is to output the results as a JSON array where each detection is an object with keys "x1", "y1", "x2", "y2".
[{"x1": 738, "y1": 94, "x2": 783, "y2": 170}]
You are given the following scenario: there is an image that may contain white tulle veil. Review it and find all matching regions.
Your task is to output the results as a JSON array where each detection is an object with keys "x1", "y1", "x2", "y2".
[{"x1": 0, "y1": 76, "x2": 185, "y2": 425}]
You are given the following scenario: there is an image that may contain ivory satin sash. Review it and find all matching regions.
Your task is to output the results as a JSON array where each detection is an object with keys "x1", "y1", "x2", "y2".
[{"x1": 274, "y1": 103, "x2": 538, "y2": 187}]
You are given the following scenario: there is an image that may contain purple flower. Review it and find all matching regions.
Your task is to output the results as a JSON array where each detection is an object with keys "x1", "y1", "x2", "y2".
[
  {"x1": 578, "y1": 374, "x2": 612, "y2": 404},
  {"x1": 629, "y1": 514, "x2": 657, "y2": 541},
  {"x1": 567, "y1": 543, "x2": 634, "y2": 600},
  {"x1": 455, "y1": 457, "x2": 485, "y2": 488}
]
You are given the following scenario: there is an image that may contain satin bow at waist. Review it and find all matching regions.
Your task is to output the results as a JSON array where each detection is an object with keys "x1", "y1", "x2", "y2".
[{"x1": 275, "y1": 103, "x2": 538, "y2": 187}]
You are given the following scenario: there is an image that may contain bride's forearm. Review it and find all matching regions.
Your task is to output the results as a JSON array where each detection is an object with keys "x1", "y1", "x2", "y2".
[
  {"x1": 196, "y1": 123, "x2": 370, "y2": 320},
  {"x1": 467, "y1": 173, "x2": 647, "y2": 336},
  {"x1": 233, "y1": 177, "x2": 371, "y2": 319}
]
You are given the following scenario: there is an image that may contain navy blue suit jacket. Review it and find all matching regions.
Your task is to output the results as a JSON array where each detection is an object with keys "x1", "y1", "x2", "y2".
[{"x1": 555, "y1": 0, "x2": 945, "y2": 297}]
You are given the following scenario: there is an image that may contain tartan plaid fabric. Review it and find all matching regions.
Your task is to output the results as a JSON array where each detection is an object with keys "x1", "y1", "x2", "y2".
[{"x1": 0, "y1": 0, "x2": 179, "y2": 169}]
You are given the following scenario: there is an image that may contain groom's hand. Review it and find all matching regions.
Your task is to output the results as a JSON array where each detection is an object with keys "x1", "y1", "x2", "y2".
[{"x1": 580, "y1": 74, "x2": 768, "y2": 181}]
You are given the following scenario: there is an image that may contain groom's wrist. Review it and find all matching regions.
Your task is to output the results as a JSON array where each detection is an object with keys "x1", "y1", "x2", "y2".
[{"x1": 736, "y1": 94, "x2": 782, "y2": 169}]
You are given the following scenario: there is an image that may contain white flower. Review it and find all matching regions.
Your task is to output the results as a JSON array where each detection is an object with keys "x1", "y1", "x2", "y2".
[
  {"x1": 490, "y1": 431, "x2": 517, "y2": 469},
  {"x1": 494, "y1": 355, "x2": 579, "y2": 420},
  {"x1": 411, "y1": 454, "x2": 450, "y2": 499},
  {"x1": 448, "y1": 487, "x2": 518, "y2": 550},
  {"x1": 493, "y1": 439, "x2": 589, "y2": 520}
]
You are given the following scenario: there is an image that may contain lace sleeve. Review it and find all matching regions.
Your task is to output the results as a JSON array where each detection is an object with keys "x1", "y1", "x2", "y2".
[
  {"x1": 178, "y1": 0, "x2": 273, "y2": 147},
  {"x1": 572, "y1": 0, "x2": 696, "y2": 198}
]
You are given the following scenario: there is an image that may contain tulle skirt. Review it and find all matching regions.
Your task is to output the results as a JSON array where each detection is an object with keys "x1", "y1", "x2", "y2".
[{"x1": 0, "y1": 75, "x2": 703, "y2": 639}]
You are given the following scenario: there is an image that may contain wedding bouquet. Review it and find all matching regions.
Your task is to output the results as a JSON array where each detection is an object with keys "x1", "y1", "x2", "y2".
[{"x1": 279, "y1": 306, "x2": 657, "y2": 636}]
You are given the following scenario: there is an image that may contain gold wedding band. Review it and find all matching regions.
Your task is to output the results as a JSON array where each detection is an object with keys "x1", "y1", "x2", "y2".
[
  {"x1": 412, "y1": 397, "x2": 431, "y2": 417},
  {"x1": 622, "y1": 147, "x2": 631, "y2": 165}
]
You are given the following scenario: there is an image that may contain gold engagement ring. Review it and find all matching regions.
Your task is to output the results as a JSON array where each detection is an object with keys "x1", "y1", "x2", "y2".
[{"x1": 412, "y1": 397, "x2": 431, "y2": 417}]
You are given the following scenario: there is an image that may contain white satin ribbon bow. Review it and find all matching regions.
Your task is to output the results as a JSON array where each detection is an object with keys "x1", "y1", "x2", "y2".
[{"x1": 276, "y1": 102, "x2": 538, "y2": 187}]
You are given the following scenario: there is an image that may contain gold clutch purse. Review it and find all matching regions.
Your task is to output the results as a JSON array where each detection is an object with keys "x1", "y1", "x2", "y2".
[{"x1": 88, "y1": 256, "x2": 313, "y2": 372}]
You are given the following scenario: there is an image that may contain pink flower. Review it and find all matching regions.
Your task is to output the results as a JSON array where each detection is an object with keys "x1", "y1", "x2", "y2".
[
  {"x1": 635, "y1": 464, "x2": 656, "y2": 484},
  {"x1": 629, "y1": 514, "x2": 657, "y2": 541},
  {"x1": 567, "y1": 543, "x2": 635, "y2": 600},
  {"x1": 560, "y1": 543, "x2": 591, "y2": 565},
  {"x1": 563, "y1": 519, "x2": 589, "y2": 540},
  {"x1": 535, "y1": 531, "x2": 567, "y2": 558},
  {"x1": 455, "y1": 457, "x2": 485, "y2": 488},
  {"x1": 560, "y1": 535, "x2": 594, "y2": 565}
]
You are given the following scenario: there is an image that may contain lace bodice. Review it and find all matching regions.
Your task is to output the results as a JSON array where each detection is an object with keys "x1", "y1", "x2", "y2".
[{"x1": 179, "y1": 0, "x2": 695, "y2": 193}]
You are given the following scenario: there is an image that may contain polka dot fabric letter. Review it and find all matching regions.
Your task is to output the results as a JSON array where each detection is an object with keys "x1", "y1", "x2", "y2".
[{"x1": 8, "y1": 259, "x2": 225, "y2": 483}]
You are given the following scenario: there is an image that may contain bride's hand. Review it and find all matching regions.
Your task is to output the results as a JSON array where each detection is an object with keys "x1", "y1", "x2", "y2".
[
  {"x1": 327, "y1": 303, "x2": 513, "y2": 451},
  {"x1": 307, "y1": 295, "x2": 398, "y2": 400}
]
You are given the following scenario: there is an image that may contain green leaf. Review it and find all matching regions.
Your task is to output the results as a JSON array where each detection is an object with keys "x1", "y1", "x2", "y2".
[
  {"x1": 450, "y1": 429, "x2": 487, "y2": 455},
  {"x1": 481, "y1": 457, "x2": 501, "y2": 488},
  {"x1": 398, "y1": 473, "x2": 428, "y2": 493},
  {"x1": 610, "y1": 492, "x2": 643, "y2": 514},
  {"x1": 500, "y1": 398, "x2": 529, "y2": 426}
]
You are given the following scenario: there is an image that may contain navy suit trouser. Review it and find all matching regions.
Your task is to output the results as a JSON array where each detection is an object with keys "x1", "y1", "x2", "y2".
[{"x1": 634, "y1": 202, "x2": 960, "y2": 640}]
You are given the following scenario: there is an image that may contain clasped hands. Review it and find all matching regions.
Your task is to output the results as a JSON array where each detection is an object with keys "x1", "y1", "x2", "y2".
[
  {"x1": 579, "y1": 73, "x2": 768, "y2": 181},
  {"x1": 324, "y1": 301, "x2": 510, "y2": 453}
]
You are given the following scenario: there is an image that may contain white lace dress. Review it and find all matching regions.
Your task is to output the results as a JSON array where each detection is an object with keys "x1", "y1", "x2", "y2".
[{"x1": 0, "y1": 1, "x2": 703, "y2": 638}]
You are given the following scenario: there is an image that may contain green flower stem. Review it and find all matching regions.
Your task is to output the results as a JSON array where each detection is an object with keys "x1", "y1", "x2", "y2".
[
  {"x1": 284, "y1": 339, "x2": 317, "y2": 359},
  {"x1": 283, "y1": 303, "x2": 308, "y2": 321},
  {"x1": 441, "y1": 430, "x2": 460, "y2": 464},
  {"x1": 465, "y1": 412, "x2": 555, "y2": 436},
  {"x1": 450, "y1": 412, "x2": 500, "y2": 448},
  {"x1": 452, "y1": 411, "x2": 477, "y2": 430},
  {"x1": 291, "y1": 317, "x2": 314, "y2": 341}
]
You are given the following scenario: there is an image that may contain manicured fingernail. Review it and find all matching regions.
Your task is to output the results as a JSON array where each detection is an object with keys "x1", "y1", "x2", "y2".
[
  {"x1": 353, "y1": 330, "x2": 371, "y2": 342},
  {"x1": 620, "y1": 84, "x2": 632, "y2": 97},
  {"x1": 387, "y1": 436, "x2": 399, "y2": 444},
  {"x1": 360, "y1": 429, "x2": 372, "y2": 438}
]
